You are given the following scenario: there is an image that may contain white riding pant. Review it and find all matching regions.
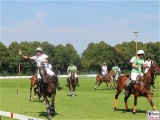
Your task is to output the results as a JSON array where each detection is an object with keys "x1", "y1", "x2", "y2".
[
  {"x1": 144, "y1": 67, "x2": 150, "y2": 74},
  {"x1": 115, "y1": 73, "x2": 119, "y2": 81},
  {"x1": 131, "y1": 72, "x2": 143, "y2": 81},
  {"x1": 37, "y1": 67, "x2": 55, "y2": 79},
  {"x1": 102, "y1": 72, "x2": 107, "y2": 76}
]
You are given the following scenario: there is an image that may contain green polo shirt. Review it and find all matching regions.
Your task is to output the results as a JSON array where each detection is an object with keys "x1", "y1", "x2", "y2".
[
  {"x1": 112, "y1": 66, "x2": 119, "y2": 73},
  {"x1": 67, "y1": 65, "x2": 77, "y2": 72},
  {"x1": 131, "y1": 56, "x2": 144, "y2": 73}
]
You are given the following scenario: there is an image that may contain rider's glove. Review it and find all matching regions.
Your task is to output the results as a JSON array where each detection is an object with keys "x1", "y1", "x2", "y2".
[{"x1": 41, "y1": 62, "x2": 44, "y2": 65}]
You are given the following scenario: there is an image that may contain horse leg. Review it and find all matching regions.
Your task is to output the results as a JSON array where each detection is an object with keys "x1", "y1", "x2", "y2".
[
  {"x1": 50, "y1": 94, "x2": 56, "y2": 116},
  {"x1": 29, "y1": 86, "x2": 32, "y2": 101},
  {"x1": 124, "y1": 94, "x2": 130, "y2": 111},
  {"x1": 114, "y1": 86, "x2": 123, "y2": 111},
  {"x1": 109, "y1": 81, "x2": 112, "y2": 89},
  {"x1": 44, "y1": 96, "x2": 52, "y2": 118},
  {"x1": 98, "y1": 81, "x2": 102, "y2": 90},
  {"x1": 151, "y1": 84, "x2": 155, "y2": 95},
  {"x1": 69, "y1": 80, "x2": 73, "y2": 96},
  {"x1": 72, "y1": 89, "x2": 75, "y2": 96},
  {"x1": 34, "y1": 87, "x2": 38, "y2": 99},
  {"x1": 146, "y1": 93, "x2": 156, "y2": 111},
  {"x1": 133, "y1": 93, "x2": 138, "y2": 114},
  {"x1": 95, "y1": 80, "x2": 98, "y2": 89},
  {"x1": 106, "y1": 82, "x2": 108, "y2": 90},
  {"x1": 113, "y1": 79, "x2": 117, "y2": 90}
]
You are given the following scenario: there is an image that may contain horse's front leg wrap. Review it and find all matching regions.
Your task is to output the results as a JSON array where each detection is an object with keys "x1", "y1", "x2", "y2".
[
  {"x1": 133, "y1": 105, "x2": 136, "y2": 113},
  {"x1": 133, "y1": 93, "x2": 138, "y2": 113},
  {"x1": 125, "y1": 102, "x2": 128, "y2": 110},
  {"x1": 153, "y1": 105, "x2": 156, "y2": 111},
  {"x1": 44, "y1": 97, "x2": 51, "y2": 118},
  {"x1": 114, "y1": 99, "x2": 118, "y2": 109}
]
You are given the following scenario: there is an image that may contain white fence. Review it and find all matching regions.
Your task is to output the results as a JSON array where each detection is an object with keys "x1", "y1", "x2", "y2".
[
  {"x1": 0, "y1": 75, "x2": 97, "y2": 79},
  {"x1": 0, "y1": 111, "x2": 43, "y2": 120}
]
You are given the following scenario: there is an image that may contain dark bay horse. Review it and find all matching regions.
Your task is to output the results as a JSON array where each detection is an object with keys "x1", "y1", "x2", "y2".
[
  {"x1": 95, "y1": 69, "x2": 117, "y2": 90},
  {"x1": 69, "y1": 72, "x2": 77, "y2": 96},
  {"x1": 114, "y1": 63, "x2": 160, "y2": 113},
  {"x1": 39, "y1": 66, "x2": 57, "y2": 118}
]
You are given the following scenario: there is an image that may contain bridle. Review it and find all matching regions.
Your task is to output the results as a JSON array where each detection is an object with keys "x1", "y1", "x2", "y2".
[{"x1": 150, "y1": 65, "x2": 160, "y2": 76}]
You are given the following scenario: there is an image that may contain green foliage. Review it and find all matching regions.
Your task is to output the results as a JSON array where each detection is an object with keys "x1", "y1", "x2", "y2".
[
  {"x1": 0, "y1": 41, "x2": 159, "y2": 75},
  {"x1": 0, "y1": 42, "x2": 9, "y2": 75},
  {"x1": 54, "y1": 43, "x2": 80, "y2": 74}
]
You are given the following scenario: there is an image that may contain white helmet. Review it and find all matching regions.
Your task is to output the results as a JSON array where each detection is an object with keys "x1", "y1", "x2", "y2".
[
  {"x1": 137, "y1": 50, "x2": 145, "y2": 55},
  {"x1": 35, "y1": 47, "x2": 43, "y2": 52}
]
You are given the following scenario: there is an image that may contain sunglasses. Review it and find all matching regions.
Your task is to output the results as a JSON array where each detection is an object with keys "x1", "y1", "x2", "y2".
[{"x1": 36, "y1": 51, "x2": 42, "y2": 52}]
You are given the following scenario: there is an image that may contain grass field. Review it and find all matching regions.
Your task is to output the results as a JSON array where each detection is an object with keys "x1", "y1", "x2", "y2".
[{"x1": 0, "y1": 76, "x2": 160, "y2": 120}]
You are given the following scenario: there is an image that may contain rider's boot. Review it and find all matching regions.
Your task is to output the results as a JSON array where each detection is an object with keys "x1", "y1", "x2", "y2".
[
  {"x1": 52, "y1": 75, "x2": 63, "y2": 91},
  {"x1": 66, "y1": 77, "x2": 70, "y2": 87},
  {"x1": 125, "y1": 81, "x2": 135, "y2": 96}
]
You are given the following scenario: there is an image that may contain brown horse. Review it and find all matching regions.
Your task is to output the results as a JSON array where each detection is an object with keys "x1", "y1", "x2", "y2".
[
  {"x1": 95, "y1": 69, "x2": 117, "y2": 90},
  {"x1": 29, "y1": 74, "x2": 38, "y2": 100},
  {"x1": 114, "y1": 63, "x2": 160, "y2": 113},
  {"x1": 38, "y1": 65, "x2": 57, "y2": 118},
  {"x1": 69, "y1": 72, "x2": 77, "y2": 96}
]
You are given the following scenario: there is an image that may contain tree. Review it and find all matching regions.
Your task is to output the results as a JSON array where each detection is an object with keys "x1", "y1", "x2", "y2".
[
  {"x1": 82, "y1": 41, "x2": 116, "y2": 72},
  {"x1": 7, "y1": 42, "x2": 20, "y2": 75},
  {"x1": 54, "y1": 44, "x2": 80, "y2": 74},
  {"x1": 0, "y1": 42, "x2": 9, "y2": 75},
  {"x1": 144, "y1": 42, "x2": 160, "y2": 65}
]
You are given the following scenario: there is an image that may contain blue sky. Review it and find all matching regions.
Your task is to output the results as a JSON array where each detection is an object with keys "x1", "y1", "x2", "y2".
[{"x1": 1, "y1": 0, "x2": 159, "y2": 54}]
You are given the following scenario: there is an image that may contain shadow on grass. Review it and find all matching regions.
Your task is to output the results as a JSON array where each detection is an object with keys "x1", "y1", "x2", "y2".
[
  {"x1": 67, "y1": 94, "x2": 78, "y2": 97},
  {"x1": 95, "y1": 88, "x2": 115, "y2": 90},
  {"x1": 115, "y1": 108, "x2": 146, "y2": 114},
  {"x1": 29, "y1": 99, "x2": 44, "y2": 103},
  {"x1": 38, "y1": 111, "x2": 61, "y2": 120}
]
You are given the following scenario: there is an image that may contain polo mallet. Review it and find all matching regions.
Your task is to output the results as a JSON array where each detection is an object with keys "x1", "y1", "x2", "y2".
[
  {"x1": 16, "y1": 50, "x2": 22, "y2": 94},
  {"x1": 133, "y1": 32, "x2": 139, "y2": 64}
]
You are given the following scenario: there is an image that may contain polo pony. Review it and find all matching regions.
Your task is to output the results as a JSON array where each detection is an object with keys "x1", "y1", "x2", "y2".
[{"x1": 114, "y1": 63, "x2": 160, "y2": 113}]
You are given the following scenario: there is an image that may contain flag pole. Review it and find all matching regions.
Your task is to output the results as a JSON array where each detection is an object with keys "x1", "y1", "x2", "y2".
[{"x1": 16, "y1": 61, "x2": 21, "y2": 94}]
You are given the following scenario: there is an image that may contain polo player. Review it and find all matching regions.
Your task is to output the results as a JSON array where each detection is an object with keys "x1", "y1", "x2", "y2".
[
  {"x1": 20, "y1": 47, "x2": 63, "y2": 95},
  {"x1": 66, "y1": 61, "x2": 79, "y2": 87},
  {"x1": 125, "y1": 50, "x2": 146, "y2": 96}
]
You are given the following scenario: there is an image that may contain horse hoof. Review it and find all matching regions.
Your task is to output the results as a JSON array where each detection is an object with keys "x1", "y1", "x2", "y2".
[
  {"x1": 133, "y1": 112, "x2": 136, "y2": 114},
  {"x1": 48, "y1": 115, "x2": 52, "y2": 119},
  {"x1": 114, "y1": 107, "x2": 116, "y2": 111},
  {"x1": 28, "y1": 98, "x2": 31, "y2": 101},
  {"x1": 33, "y1": 96, "x2": 36, "y2": 99}
]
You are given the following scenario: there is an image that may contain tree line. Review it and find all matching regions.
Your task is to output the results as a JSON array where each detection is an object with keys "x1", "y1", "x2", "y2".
[{"x1": 0, "y1": 41, "x2": 159, "y2": 76}]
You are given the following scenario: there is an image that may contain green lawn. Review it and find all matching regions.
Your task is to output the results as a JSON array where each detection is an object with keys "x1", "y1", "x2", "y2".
[{"x1": 0, "y1": 76, "x2": 160, "y2": 120}]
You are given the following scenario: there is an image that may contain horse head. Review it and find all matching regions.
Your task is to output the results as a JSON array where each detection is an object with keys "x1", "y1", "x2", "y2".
[
  {"x1": 149, "y1": 62, "x2": 160, "y2": 76},
  {"x1": 70, "y1": 72, "x2": 75, "y2": 80}
]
